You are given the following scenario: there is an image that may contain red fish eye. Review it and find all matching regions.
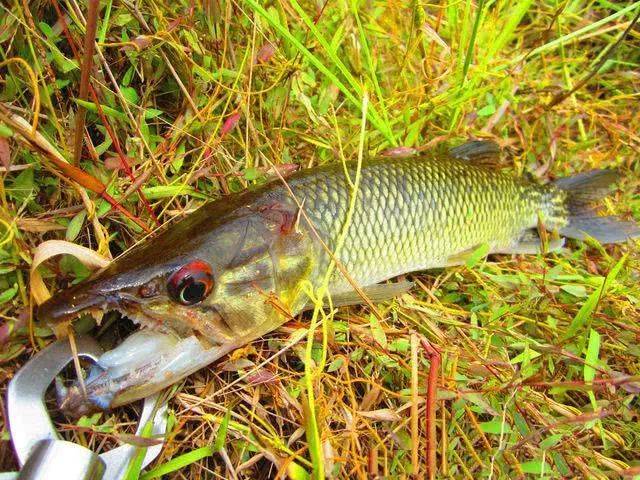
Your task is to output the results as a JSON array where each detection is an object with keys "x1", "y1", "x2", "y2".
[{"x1": 167, "y1": 260, "x2": 214, "y2": 305}]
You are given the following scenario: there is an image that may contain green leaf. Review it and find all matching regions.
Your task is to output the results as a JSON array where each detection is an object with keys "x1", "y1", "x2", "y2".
[
  {"x1": 144, "y1": 108, "x2": 164, "y2": 119},
  {"x1": 369, "y1": 313, "x2": 387, "y2": 348},
  {"x1": 477, "y1": 103, "x2": 496, "y2": 116},
  {"x1": 560, "y1": 284, "x2": 588, "y2": 297},
  {"x1": 510, "y1": 346, "x2": 541, "y2": 364},
  {"x1": 584, "y1": 328, "x2": 601, "y2": 410},
  {"x1": 0, "y1": 283, "x2": 18, "y2": 304},
  {"x1": 466, "y1": 243, "x2": 490, "y2": 268},
  {"x1": 327, "y1": 357, "x2": 344, "y2": 372},
  {"x1": 142, "y1": 185, "x2": 208, "y2": 200},
  {"x1": 550, "y1": 451, "x2": 571, "y2": 476},
  {"x1": 114, "y1": 12, "x2": 134, "y2": 26},
  {"x1": 122, "y1": 65, "x2": 134, "y2": 87},
  {"x1": 170, "y1": 156, "x2": 183, "y2": 174},
  {"x1": 141, "y1": 445, "x2": 214, "y2": 480},
  {"x1": 98, "y1": 0, "x2": 113, "y2": 44},
  {"x1": 74, "y1": 99, "x2": 127, "y2": 121},
  {"x1": 121, "y1": 86, "x2": 139, "y2": 105},
  {"x1": 539, "y1": 433, "x2": 563, "y2": 450},
  {"x1": 389, "y1": 337, "x2": 410, "y2": 353},
  {"x1": 520, "y1": 459, "x2": 548, "y2": 475},
  {"x1": 50, "y1": 46, "x2": 78, "y2": 72},
  {"x1": 38, "y1": 22, "x2": 55, "y2": 38},
  {"x1": 584, "y1": 329, "x2": 601, "y2": 384},
  {"x1": 65, "y1": 211, "x2": 86, "y2": 242},
  {"x1": 9, "y1": 167, "x2": 35, "y2": 203},
  {"x1": 287, "y1": 462, "x2": 310, "y2": 480},
  {"x1": 479, "y1": 420, "x2": 512, "y2": 435},
  {"x1": 513, "y1": 412, "x2": 530, "y2": 436},
  {"x1": 243, "y1": 167, "x2": 261, "y2": 181},
  {"x1": 76, "y1": 412, "x2": 103, "y2": 428},
  {"x1": 564, "y1": 254, "x2": 626, "y2": 340},
  {"x1": 0, "y1": 124, "x2": 13, "y2": 138},
  {"x1": 213, "y1": 409, "x2": 232, "y2": 452}
]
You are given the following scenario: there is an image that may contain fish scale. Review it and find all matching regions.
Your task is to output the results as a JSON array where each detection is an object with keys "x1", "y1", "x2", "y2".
[{"x1": 282, "y1": 155, "x2": 560, "y2": 293}]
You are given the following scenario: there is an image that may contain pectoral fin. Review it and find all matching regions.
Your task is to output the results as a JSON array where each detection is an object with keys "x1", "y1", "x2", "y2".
[
  {"x1": 445, "y1": 243, "x2": 490, "y2": 267},
  {"x1": 499, "y1": 231, "x2": 565, "y2": 254},
  {"x1": 304, "y1": 280, "x2": 414, "y2": 310}
]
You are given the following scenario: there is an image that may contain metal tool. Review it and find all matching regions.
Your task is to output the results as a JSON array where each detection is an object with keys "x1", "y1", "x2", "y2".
[{"x1": 4, "y1": 336, "x2": 168, "y2": 480}]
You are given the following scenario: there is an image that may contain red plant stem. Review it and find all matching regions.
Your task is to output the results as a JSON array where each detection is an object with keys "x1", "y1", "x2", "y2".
[
  {"x1": 102, "y1": 192, "x2": 152, "y2": 232},
  {"x1": 0, "y1": 103, "x2": 152, "y2": 234},
  {"x1": 50, "y1": 0, "x2": 160, "y2": 226},
  {"x1": 73, "y1": 0, "x2": 99, "y2": 165},
  {"x1": 420, "y1": 338, "x2": 441, "y2": 480}
]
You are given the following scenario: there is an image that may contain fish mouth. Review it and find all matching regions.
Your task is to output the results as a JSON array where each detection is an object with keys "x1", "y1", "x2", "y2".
[
  {"x1": 54, "y1": 326, "x2": 236, "y2": 419},
  {"x1": 37, "y1": 283, "x2": 166, "y2": 332},
  {"x1": 37, "y1": 288, "x2": 115, "y2": 326},
  {"x1": 37, "y1": 288, "x2": 173, "y2": 417},
  {"x1": 38, "y1": 290, "x2": 238, "y2": 419}
]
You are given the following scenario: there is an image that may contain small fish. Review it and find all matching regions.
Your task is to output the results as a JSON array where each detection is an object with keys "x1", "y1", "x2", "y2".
[{"x1": 38, "y1": 141, "x2": 639, "y2": 417}]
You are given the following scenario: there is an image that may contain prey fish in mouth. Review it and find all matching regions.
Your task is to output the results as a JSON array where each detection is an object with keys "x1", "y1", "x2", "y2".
[{"x1": 38, "y1": 141, "x2": 640, "y2": 417}]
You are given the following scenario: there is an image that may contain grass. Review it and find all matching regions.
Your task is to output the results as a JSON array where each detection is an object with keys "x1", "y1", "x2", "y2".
[{"x1": 1, "y1": 0, "x2": 640, "y2": 478}]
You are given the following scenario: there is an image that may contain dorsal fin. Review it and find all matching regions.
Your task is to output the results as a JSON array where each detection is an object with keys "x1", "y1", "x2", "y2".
[{"x1": 449, "y1": 140, "x2": 501, "y2": 163}]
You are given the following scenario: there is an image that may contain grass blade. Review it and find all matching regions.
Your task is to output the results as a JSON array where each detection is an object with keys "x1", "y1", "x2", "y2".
[
  {"x1": 140, "y1": 445, "x2": 215, "y2": 480},
  {"x1": 563, "y1": 254, "x2": 627, "y2": 341},
  {"x1": 243, "y1": 0, "x2": 395, "y2": 143},
  {"x1": 584, "y1": 328, "x2": 601, "y2": 411}
]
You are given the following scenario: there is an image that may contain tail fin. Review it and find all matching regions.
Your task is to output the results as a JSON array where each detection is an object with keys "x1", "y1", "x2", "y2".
[{"x1": 555, "y1": 170, "x2": 640, "y2": 244}]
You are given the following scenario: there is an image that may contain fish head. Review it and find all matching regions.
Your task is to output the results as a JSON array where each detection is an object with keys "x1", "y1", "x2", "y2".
[
  {"x1": 40, "y1": 198, "x2": 313, "y2": 338},
  {"x1": 38, "y1": 196, "x2": 317, "y2": 416}
]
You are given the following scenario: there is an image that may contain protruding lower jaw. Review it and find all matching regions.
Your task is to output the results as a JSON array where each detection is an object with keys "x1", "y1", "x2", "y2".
[{"x1": 57, "y1": 329, "x2": 239, "y2": 418}]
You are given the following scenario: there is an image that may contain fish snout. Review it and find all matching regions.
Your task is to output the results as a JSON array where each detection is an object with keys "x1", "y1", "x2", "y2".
[{"x1": 37, "y1": 286, "x2": 112, "y2": 325}]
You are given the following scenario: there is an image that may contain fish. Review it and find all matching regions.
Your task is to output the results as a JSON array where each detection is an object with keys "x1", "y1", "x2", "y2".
[{"x1": 38, "y1": 140, "x2": 639, "y2": 417}]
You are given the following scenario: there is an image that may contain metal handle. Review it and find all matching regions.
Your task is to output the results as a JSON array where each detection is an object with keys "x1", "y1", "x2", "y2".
[
  {"x1": 7, "y1": 336, "x2": 103, "y2": 467},
  {"x1": 17, "y1": 440, "x2": 105, "y2": 480},
  {"x1": 7, "y1": 336, "x2": 168, "y2": 480}
]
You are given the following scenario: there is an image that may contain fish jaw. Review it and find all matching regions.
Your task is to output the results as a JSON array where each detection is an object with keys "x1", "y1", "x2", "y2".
[
  {"x1": 37, "y1": 283, "x2": 114, "y2": 327},
  {"x1": 57, "y1": 323, "x2": 281, "y2": 417}
]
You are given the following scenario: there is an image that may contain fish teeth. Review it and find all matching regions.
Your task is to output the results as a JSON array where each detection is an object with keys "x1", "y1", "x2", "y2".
[
  {"x1": 115, "y1": 307, "x2": 163, "y2": 331},
  {"x1": 89, "y1": 308, "x2": 104, "y2": 325}
]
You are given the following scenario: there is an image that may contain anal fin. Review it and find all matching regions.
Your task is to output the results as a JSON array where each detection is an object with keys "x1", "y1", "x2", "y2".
[{"x1": 500, "y1": 238, "x2": 565, "y2": 254}]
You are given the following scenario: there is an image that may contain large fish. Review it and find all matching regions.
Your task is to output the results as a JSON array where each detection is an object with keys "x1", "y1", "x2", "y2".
[{"x1": 38, "y1": 141, "x2": 639, "y2": 416}]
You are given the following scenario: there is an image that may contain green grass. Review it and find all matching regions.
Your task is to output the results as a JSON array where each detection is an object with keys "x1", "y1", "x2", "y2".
[{"x1": 1, "y1": 0, "x2": 640, "y2": 478}]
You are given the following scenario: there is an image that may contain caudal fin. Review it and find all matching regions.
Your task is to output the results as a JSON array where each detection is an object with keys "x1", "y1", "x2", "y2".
[{"x1": 554, "y1": 169, "x2": 640, "y2": 244}]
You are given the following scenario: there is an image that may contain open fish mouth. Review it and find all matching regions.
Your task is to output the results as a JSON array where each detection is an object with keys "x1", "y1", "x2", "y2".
[
  {"x1": 55, "y1": 327, "x2": 218, "y2": 418},
  {"x1": 49, "y1": 315, "x2": 238, "y2": 418},
  {"x1": 38, "y1": 294, "x2": 236, "y2": 418}
]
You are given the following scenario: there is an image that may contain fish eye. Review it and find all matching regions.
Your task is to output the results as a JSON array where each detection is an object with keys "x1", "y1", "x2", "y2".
[{"x1": 167, "y1": 260, "x2": 214, "y2": 305}]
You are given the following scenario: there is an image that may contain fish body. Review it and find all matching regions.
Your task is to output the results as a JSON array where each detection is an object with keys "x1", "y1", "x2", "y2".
[
  {"x1": 38, "y1": 142, "x2": 638, "y2": 415},
  {"x1": 287, "y1": 156, "x2": 565, "y2": 292}
]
